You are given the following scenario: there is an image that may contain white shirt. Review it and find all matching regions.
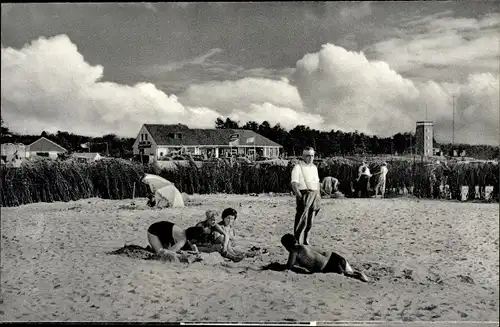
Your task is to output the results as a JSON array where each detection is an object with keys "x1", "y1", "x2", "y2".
[
  {"x1": 291, "y1": 161, "x2": 320, "y2": 190},
  {"x1": 359, "y1": 165, "x2": 371, "y2": 177},
  {"x1": 358, "y1": 165, "x2": 365, "y2": 175},
  {"x1": 379, "y1": 166, "x2": 388, "y2": 178}
]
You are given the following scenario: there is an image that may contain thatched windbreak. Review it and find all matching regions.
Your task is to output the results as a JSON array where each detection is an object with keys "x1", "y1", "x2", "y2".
[
  {"x1": 1, "y1": 157, "x2": 498, "y2": 207},
  {"x1": 139, "y1": 158, "x2": 499, "y2": 201},
  {"x1": 0, "y1": 159, "x2": 149, "y2": 207}
]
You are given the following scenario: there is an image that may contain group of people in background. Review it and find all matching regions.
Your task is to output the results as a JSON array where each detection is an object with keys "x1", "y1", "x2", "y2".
[{"x1": 354, "y1": 160, "x2": 389, "y2": 198}]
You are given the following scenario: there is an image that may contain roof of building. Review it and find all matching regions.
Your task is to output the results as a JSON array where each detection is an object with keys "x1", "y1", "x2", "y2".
[
  {"x1": 143, "y1": 124, "x2": 282, "y2": 147},
  {"x1": 72, "y1": 152, "x2": 101, "y2": 159},
  {"x1": 27, "y1": 137, "x2": 67, "y2": 152}
]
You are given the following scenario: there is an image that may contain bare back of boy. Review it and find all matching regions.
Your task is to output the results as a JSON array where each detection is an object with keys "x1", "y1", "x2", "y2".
[
  {"x1": 290, "y1": 245, "x2": 369, "y2": 283},
  {"x1": 292, "y1": 245, "x2": 330, "y2": 273}
]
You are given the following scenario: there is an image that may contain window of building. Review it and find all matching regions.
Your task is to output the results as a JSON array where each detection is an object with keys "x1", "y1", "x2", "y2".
[
  {"x1": 172, "y1": 133, "x2": 183, "y2": 140},
  {"x1": 141, "y1": 134, "x2": 144, "y2": 141},
  {"x1": 145, "y1": 134, "x2": 148, "y2": 140},
  {"x1": 160, "y1": 152, "x2": 164, "y2": 157}
]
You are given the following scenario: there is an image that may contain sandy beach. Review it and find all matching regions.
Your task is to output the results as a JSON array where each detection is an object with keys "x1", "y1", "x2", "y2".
[{"x1": 1, "y1": 194, "x2": 498, "y2": 322}]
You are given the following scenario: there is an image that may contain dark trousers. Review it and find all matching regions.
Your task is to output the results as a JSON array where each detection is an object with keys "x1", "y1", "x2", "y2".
[
  {"x1": 294, "y1": 190, "x2": 320, "y2": 244},
  {"x1": 356, "y1": 175, "x2": 370, "y2": 198}
]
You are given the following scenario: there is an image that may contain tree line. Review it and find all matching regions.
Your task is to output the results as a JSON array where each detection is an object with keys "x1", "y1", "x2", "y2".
[
  {"x1": 1, "y1": 118, "x2": 135, "y2": 158},
  {"x1": 215, "y1": 117, "x2": 499, "y2": 160},
  {"x1": 1, "y1": 117, "x2": 498, "y2": 160}
]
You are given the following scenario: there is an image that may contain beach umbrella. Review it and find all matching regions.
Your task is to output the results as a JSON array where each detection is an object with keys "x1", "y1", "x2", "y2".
[
  {"x1": 142, "y1": 173, "x2": 173, "y2": 193},
  {"x1": 155, "y1": 185, "x2": 185, "y2": 208}
]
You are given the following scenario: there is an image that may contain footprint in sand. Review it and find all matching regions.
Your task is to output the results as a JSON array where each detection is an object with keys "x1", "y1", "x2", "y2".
[
  {"x1": 419, "y1": 304, "x2": 437, "y2": 311},
  {"x1": 456, "y1": 275, "x2": 475, "y2": 284}
]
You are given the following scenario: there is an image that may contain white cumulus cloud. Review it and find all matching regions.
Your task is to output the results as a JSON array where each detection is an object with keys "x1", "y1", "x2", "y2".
[
  {"x1": 366, "y1": 13, "x2": 500, "y2": 74},
  {"x1": 292, "y1": 43, "x2": 499, "y2": 144},
  {"x1": 178, "y1": 77, "x2": 304, "y2": 114},
  {"x1": 1, "y1": 35, "x2": 222, "y2": 136},
  {"x1": 1, "y1": 34, "x2": 498, "y2": 145}
]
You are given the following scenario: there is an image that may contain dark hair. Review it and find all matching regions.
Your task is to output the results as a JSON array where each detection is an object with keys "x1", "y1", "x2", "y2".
[
  {"x1": 281, "y1": 234, "x2": 297, "y2": 248},
  {"x1": 185, "y1": 226, "x2": 204, "y2": 241},
  {"x1": 222, "y1": 207, "x2": 237, "y2": 220}
]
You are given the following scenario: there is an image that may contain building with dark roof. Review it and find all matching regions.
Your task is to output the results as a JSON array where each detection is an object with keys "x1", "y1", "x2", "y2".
[
  {"x1": 132, "y1": 124, "x2": 283, "y2": 161},
  {"x1": 26, "y1": 137, "x2": 67, "y2": 160}
]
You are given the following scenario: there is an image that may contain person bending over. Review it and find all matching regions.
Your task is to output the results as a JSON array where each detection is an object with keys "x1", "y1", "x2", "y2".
[
  {"x1": 147, "y1": 221, "x2": 204, "y2": 256},
  {"x1": 280, "y1": 234, "x2": 369, "y2": 282}
]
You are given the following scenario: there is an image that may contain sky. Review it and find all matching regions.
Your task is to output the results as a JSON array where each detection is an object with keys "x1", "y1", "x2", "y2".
[{"x1": 1, "y1": 2, "x2": 499, "y2": 145}]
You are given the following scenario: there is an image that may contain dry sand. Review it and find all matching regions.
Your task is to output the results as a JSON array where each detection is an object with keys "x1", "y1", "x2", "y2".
[{"x1": 1, "y1": 194, "x2": 498, "y2": 323}]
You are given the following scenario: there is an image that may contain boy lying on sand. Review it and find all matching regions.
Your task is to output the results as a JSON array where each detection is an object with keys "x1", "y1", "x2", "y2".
[{"x1": 274, "y1": 234, "x2": 369, "y2": 282}]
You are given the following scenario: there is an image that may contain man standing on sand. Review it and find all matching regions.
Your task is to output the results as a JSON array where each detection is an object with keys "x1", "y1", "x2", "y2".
[
  {"x1": 356, "y1": 160, "x2": 372, "y2": 198},
  {"x1": 291, "y1": 147, "x2": 321, "y2": 245},
  {"x1": 358, "y1": 161, "x2": 369, "y2": 180},
  {"x1": 374, "y1": 162, "x2": 389, "y2": 198}
]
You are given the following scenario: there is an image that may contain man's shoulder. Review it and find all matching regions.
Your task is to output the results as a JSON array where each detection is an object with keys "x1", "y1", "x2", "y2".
[{"x1": 291, "y1": 162, "x2": 302, "y2": 172}]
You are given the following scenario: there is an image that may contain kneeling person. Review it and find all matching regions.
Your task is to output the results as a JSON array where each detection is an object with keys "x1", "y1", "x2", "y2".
[
  {"x1": 147, "y1": 221, "x2": 203, "y2": 256},
  {"x1": 280, "y1": 234, "x2": 369, "y2": 282}
]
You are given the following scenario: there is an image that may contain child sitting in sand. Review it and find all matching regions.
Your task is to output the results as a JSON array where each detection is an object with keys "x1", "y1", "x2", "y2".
[
  {"x1": 278, "y1": 234, "x2": 369, "y2": 282},
  {"x1": 195, "y1": 210, "x2": 231, "y2": 255},
  {"x1": 213, "y1": 208, "x2": 237, "y2": 247},
  {"x1": 197, "y1": 208, "x2": 260, "y2": 262}
]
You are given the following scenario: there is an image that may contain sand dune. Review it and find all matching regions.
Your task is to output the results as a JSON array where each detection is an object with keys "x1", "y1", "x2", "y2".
[{"x1": 1, "y1": 194, "x2": 498, "y2": 322}]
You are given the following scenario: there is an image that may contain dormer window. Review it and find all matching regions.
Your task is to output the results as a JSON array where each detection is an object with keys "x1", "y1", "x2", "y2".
[{"x1": 172, "y1": 133, "x2": 182, "y2": 139}]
